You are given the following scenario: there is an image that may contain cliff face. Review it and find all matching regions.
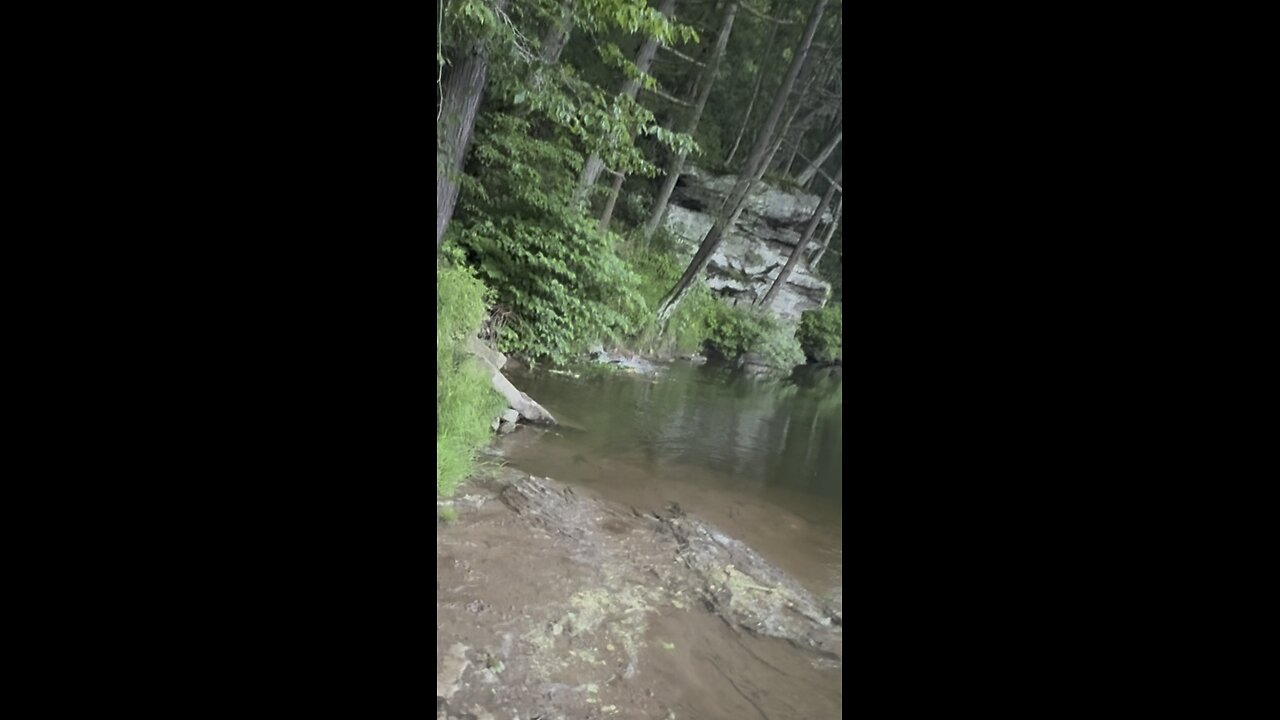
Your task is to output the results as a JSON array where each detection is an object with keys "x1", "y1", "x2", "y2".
[{"x1": 662, "y1": 167, "x2": 832, "y2": 322}]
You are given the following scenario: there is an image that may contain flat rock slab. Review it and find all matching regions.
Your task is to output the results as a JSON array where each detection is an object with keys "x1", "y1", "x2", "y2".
[{"x1": 437, "y1": 470, "x2": 842, "y2": 719}]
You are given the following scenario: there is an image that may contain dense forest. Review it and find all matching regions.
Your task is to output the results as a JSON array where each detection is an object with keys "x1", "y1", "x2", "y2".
[{"x1": 437, "y1": 0, "x2": 844, "y2": 494}]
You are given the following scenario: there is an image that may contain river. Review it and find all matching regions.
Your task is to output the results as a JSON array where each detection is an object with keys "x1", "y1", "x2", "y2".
[{"x1": 495, "y1": 361, "x2": 843, "y2": 611}]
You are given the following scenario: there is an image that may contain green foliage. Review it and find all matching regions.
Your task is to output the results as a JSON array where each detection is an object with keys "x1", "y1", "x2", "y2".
[
  {"x1": 797, "y1": 304, "x2": 842, "y2": 363},
  {"x1": 437, "y1": 260, "x2": 506, "y2": 497},
  {"x1": 705, "y1": 302, "x2": 805, "y2": 371},
  {"x1": 462, "y1": 0, "x2": 698, "y2": 180},
  {"x1": 666, "y1": 282, "x2": 717, "y2": 355},
  {"x1": 619, "y1": 230, "x2": 803, "y2": 368},
  {"x1": 618, "y1": 233, "x2": 715, "y2": 357},
  {"x1": 576, "y1": 0, "x2": 697, "y2": 42},
  {"x1": 440, "y1": 0, "x2": 844, "y2": 373},
  {"x1": 457, "y1": 113, "x2": 645, "y2": 365}
]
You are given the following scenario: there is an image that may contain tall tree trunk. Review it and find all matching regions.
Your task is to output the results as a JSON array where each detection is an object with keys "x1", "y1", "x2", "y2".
[
  {"x1": 656, "y1": 0, "x2": 829, "y2": 323},
  {"x1": 762, "y1": 42, "x2": 837, "y2": 175},
  {"x1": 725, "y1": 0, "x2": 780, "y2": 167},
  {"x1": 577, "y1": 0, "x2": 678, "y2": 200},
  {"x1": 597, "y1": 171, "x2": 626, "y2": 232},
  {"x1": 758, "y1": 166, "x2": 841, "y2": 309},
  {"x1": 641, "y1": 0, "x2": 739, "y2": 243},
  {"x1": 782, "y1": 127, "x2": 806, "y2": 175},
  {"x1": 795, "y1": 129, "x2": 841, "y2": 185},
  {"x1": 808, "y1": 195, "x2": 841, "y2": 268},
  {"x1": 540, "y1": 2, "x2": 575, "y2": 65},
  {"x1": 436, "y1": 0, "x2": 511, "y2": 252}
]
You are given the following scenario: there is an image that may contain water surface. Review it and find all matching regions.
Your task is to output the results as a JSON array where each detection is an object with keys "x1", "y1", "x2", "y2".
[{"x1": 496, "y1": 362, "x2": 843, "y2": 600}]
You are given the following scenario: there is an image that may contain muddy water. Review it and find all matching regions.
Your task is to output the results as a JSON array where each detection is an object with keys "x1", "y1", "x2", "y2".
[{"x1": 497, "y1": 361, "x2": 843, "y2": 615}]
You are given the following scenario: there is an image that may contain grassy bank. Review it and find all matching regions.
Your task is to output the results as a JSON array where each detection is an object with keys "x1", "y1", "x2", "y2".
[{"x1": 437, "y1": 257, "x2": 505, "y2": 498}]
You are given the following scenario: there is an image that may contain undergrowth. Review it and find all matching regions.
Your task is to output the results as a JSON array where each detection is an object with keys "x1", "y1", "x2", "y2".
[
  {"x1": 455, "y1": 112, "x2": 645, "y2": 366},
  {"x1": 618, "y1": 230, "x2": 804, "y2": 370},
  {"x1": 705, "y1": 302, "x2": 805, "y2": 370},
  {"x1": 797, "y1": 304, "x2": 842, "y2": 363},
  {"x1": 437, "y1": 254, "x2": 505, "y2": 497}
]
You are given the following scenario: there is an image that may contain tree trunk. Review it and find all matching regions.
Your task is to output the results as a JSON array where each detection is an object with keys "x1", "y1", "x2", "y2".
[
  {"x1": 782, "y1": 127, "x2": 806, "y2": 175},
  {"x1": 725, "y1": 0, "x2": 780, "y2": 167},
  {"x1": 808, "y1": 195, "x2": 841, "y2": 269},
  {"x1": 762, "y1": 41, "x2": 837, "y2": 175},
  {"x1": 656, "y1": 0, "x2": 829, "y2": 323},
  {"x1": 758, "y1": 166, "x2": 841, "y2": 309},
  {"x1": 795, "y1": 130, "x2": 841, "y2": 185},
  {"x1": 540, "y1": 2, "x2": 575, "y2": 64},
  {"x1": 641, "y1": 0, "x2": 739, "y2": 243},
  {"x1": 577, "y1": 0, "x2": 678, "y2": 199},
  {"x1": 436, "y1": 0, "x2": 511, "y2": 252},
  {"x1": 597, "y1": 171, "x2": 626, "y2": 232}
]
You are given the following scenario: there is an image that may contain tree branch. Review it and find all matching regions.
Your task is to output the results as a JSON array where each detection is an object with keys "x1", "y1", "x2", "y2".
[
  {"x1": 642, "y1": 86, "x2": 697, "y2": 107},
  {"x1": 659, "y1": 45, "x2": 708, "y2": 67},
  {"x1": 741, "y1": 1, "x2": 797, "y2": 24},
  {"x1": 793, "y1": 153, "x2": 843, "y2": 192}
]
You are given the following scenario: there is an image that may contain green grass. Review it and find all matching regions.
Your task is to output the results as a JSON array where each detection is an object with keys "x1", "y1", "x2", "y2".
[
  {"x1": 437, "y1": 257, "x2": 506, "y2": 497},
  {"x1": 437, "y1": 355, "x2": 505, "y2": 496}
]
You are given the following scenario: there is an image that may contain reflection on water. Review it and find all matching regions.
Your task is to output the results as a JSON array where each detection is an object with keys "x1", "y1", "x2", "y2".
[{"x1": 495, "y1": 362, "x2": 843, "y2": 597}]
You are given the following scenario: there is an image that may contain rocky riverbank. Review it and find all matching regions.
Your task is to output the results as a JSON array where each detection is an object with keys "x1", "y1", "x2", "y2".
[{"x1": 436, "y1": 466, "x2": 843, "y2": 720}]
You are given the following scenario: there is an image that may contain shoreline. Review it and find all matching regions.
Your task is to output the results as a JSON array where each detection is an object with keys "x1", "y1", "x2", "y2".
[{"x1": 436, "y1": 466, "x2": 843, "y2": 720}]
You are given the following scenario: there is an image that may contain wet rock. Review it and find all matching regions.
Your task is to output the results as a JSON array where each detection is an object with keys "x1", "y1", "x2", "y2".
[
  {"x1": 495, "y1": 473, "x2": 841, "y2": 661},
  {"x1": 437, "y1": 469, "x2": 842, "y2": 718},
  {"x1": 602, "y1": 353, "x2": 664, "y2": 377},
  {"x1": 501, "y1": 409, "x2": 520, "y2": 425},
  {"x1": 658, "y1": 513, "x2": 843, "y2": 660}
]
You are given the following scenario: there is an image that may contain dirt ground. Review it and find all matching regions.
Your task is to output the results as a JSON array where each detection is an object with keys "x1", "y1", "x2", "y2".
[{"x1": 436, "y1": 465, "x2": 842, "y2": 720}]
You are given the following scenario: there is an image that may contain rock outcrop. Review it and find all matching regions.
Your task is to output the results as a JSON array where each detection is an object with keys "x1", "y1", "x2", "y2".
[
  {"x1": 663, "y1": 167, "x2": 833, "y2": 322},
  {"x1": 468, "y1": 337, "x2": 557, "y2": 428}
]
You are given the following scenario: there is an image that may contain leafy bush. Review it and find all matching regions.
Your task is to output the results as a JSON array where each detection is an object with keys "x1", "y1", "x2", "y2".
[
  {"x1": 705, "y1": 302, "x2": 804, "y2": 370},
  {"x1": 796, "y1": 304, "x2": 842, "y2": 363},
  {"x1": 620, "y1": 234, "x2": 717, "y2": 357},
  {"x1": 455, "y1": 112, "x2": 645, "y2": 365},
  {"x1": 437, "y1": 259, "x2": 506, "y2": 497}
]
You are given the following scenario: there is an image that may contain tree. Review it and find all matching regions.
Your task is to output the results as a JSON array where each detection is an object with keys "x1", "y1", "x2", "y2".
[
  {"x1": 641, "y1": 0, "x2": 739, "y2": 242},
  {"x1": 763, "y1": 38, "x2": 839, "y2": 174},
  {"x1": 724, "y1": 0, "x2": 782, "y2": 167},
  {"x1": 597, "y1": 169, "x2": 627, "y2": 231},
  {"x1": 808, "y1": 194, "x2": 841, "y2": 268},
  {"x1": 577, "y1": 0, "x2": 680, "y2": 199},
  {"x1": 654, "y1": 0, "x2": 829, "y2": 324},
  {"x1": 437, "y1": 0, "x2": 513, "y2": 253},
  {"x1": 758, "y1": 165, "x2": 841, "y2": 309},
  {"x1": 795, "y1": 129, "x2": 841, "y2": 185}
]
